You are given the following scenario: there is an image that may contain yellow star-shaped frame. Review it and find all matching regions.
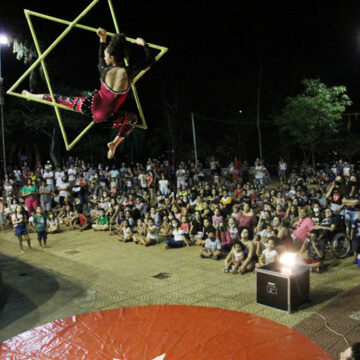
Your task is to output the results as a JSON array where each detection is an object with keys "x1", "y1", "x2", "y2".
[{"x1": 6, "y1": 0, "x2": 168, "y2": 150}]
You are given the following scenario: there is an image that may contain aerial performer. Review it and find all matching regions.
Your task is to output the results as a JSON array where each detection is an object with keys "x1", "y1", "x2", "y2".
[{"x1": 22, "y1": 28, "x2": 155, "y2": 159}]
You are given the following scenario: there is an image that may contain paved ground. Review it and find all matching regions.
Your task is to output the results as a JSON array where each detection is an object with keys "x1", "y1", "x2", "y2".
[{"x1": 0, "y1": 228, "x2": 359, "y2": 359}]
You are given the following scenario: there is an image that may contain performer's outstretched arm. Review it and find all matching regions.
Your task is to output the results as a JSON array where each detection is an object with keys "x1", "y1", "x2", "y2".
[
  {"x1": 96, "y1": 28, "x2": 107, "y2": 72},
  {"x1": 127, "y1": 38, "x2": 156, "y2": 79}
]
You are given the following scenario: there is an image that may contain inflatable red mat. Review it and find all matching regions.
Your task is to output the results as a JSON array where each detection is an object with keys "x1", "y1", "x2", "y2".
[{"x1": 0, "y1": 305, "x2": 332, "y2": 359}]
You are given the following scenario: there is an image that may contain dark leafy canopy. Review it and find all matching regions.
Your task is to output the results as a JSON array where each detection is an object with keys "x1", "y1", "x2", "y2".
[{"x1": 275, "y1": 79, "x2": 352, "y2": 163}]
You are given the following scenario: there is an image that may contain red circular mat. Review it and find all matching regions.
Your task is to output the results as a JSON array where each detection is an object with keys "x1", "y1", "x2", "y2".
[{"x1": 0, "y1": 305, "x2": 332, "y2": 360}]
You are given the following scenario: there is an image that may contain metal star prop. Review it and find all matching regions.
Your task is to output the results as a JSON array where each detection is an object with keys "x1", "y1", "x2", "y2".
[{"x1": 7, "y1": 0, "x2": 168, "y2": 150}]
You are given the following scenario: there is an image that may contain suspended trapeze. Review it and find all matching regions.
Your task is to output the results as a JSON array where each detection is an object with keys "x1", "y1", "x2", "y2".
[{"x1": 6, "y1": 0, "x2": 168, "y2": 151}]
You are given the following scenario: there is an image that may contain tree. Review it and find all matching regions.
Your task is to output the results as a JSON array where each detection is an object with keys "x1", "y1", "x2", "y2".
[{"x1": 274, "y1": 79, "x2": 352, "y2": 168}]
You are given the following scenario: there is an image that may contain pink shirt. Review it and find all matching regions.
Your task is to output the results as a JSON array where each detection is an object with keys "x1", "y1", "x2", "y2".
[{"x1": 292, "y1": 217, "x2": 314, "y2": 243}]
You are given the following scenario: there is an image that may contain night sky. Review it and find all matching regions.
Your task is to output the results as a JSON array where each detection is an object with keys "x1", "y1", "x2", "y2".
[{"x1": 2, "y1": 0, "x2": 360, "y2": 154}]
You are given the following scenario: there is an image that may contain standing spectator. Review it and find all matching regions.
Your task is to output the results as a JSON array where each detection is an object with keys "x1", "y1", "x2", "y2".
[
  {"x1": 33, "y1": 206, "x2": 48, "y2": 248},
  {"x1": 11, "y1": 205, "x2": 32, "y2": 252},
  {"x1": 158, "y1": 173, "x2": 169, "y2": 196},
  {"x1": 255, "y1": 160, "x2": 266, "y2": 187},
  {"x1": 43, "y1": 167, "x2": 55, "y2": 191},
  {"x1": 22, "y1": 178, "x2": 39, "y2": 213},
  {"x1": 39, "y1": 179, "x2": 53, "y2": 212},
  {"x1": 176, "y1": 165, "x2": 186, "y2": 189},
  {"x1": 57, "y1": 176, "x2": 71, "y2": 206},
  {"x1": 278, "y1": 158, "x2": 287, "y2": 184}
]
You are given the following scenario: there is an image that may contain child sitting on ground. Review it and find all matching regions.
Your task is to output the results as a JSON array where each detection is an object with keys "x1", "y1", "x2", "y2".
[
  {"x1": 299, "y1": 230, "x2": 325, "y2": 273},
  {"x1": 165, "y1": 219, "x2": 189, "y2": 248},
  {"x1": 200, "y1": 229, "x2": 221, "y2": 260},
  {"x1": 224, "y1": 241, "x2": 245, "y2": 273},
  {"x1": 73, "y1": 209, "x2": 91, "y2": 232},
  {"x1": 92, "y1": 209, "x2": 109, "y2": 231},
  {"x1": 133, "y1": 218, "x2": 147, "y2": 244},
  {"x1": 47, "y1": 212, "x2": 60, "y2": 234},
  {"x1": 140, "y1": 218, "x2": 158, "y2": 246},
  {"x1": 255, "y1": 237, "x2": 279, "y2": 268},
  {"x1": 118, "y1": 219, "x2": 133, "y2": 242}
]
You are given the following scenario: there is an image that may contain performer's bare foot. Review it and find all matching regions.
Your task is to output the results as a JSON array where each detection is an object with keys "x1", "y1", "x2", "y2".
[
  {"x1": 107, "y1": 138, "x2": 124, "y2": 159},
  {"x1": 22, "y1": 90, "x2": 31, "y2": 99},
  {"x1": 21, "y1": 90, "x2": 43, "y2": 100}
]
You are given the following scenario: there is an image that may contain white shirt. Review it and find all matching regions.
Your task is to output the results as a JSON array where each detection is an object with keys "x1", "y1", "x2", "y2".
[
  {"x1": 43, "y1": 171, "x2": 54, "y2": 185},
  {"x1": 68, "y1": 168, "x2": 77, "y2": 182},
  {"x1": 263, "y1": 248, "x2": 278, "y2": 265},
  {"x1": 138, "y1": 173, "x2": 147, "y2": 188},
  {"x1": 57, "y1": 181, "x2": 70, "y2": 197},
  {"x1": 146, "y1": 225, "x2": 158, "y2": 241},
  {"x1": 55, "y1": 171, "x2": 65, "y2": 186},
  {"x1": 172, "y1": 229, "x2": 185, "y2": 241},
  {"x1": 255, "y1": 165, "x2": 265, "y2": 179}
]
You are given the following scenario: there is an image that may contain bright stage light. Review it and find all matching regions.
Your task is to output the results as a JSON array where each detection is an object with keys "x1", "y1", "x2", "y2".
[
  {"x1": 0, "y1": 34, "x2": 9, "y2": 45},
  {"x1": 279, "y1": 252, "x2": 297, "y2": 267}
]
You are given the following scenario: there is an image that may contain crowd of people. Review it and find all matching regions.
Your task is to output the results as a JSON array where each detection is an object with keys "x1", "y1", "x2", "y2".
[{"x1": 0, "y1": 156, "x2": 359, "y2": 275}]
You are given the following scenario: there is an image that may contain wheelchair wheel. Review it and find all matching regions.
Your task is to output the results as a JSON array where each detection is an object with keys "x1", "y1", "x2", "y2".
[{"x1": 331, "y1": 232, "x2": 351, "y2": 258}]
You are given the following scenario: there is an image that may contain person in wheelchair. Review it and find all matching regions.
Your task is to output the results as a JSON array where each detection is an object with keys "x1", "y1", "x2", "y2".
[{"x1": 312, "y1": 208, "x2": 340, "y2": 241}]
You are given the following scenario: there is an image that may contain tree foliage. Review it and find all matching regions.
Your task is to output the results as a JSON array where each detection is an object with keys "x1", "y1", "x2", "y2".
[{"x1": 274, "y1": 79, "x2": 352, "y2": 165}]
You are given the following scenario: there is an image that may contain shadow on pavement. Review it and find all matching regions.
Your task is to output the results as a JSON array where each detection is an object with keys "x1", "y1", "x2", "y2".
[{"x1": 0, "y1": 254, "x2": 60, "y2": 332}]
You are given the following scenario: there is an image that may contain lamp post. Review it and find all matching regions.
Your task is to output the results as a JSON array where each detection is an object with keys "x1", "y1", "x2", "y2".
[{"x1": 0, "y1": 34, "x2": 8, "y2": 176}]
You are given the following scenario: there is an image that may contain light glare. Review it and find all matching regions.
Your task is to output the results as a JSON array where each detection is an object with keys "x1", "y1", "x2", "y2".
[
  {"x1": 0, "y1": 34, "x2": 8, "y2": 45},
  {"x1": 279, "y1": 252, "x2": 297, "y2": 267}
]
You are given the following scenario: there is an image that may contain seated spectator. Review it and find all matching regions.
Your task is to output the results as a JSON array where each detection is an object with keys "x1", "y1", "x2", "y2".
[
  {"x1": 200, "y1": 229, "x2": 221, "y2": 260},
  {"x1": 291, "y1": 207, "x2": 314, "y2": 249},
  {"x1": 92, "y1": 209, "x2": 109, "y2": 231},
  {"x1": 312, "y1": 208, "x2": 338, "y2": 240},
  {"x1": 158, "y1": 215, "x2": 171, "y2": 242},
  {"x1": 165, "y1": 219, "x2": 189, "y2": 248},
  {"x1": 236, "y1": 202, "x2": 255, "y2": 231},
  {"x1": 61, "y1": 203, "x2": 78, "y2": 228},
  {"x1": 299, "y1": 230, "x2": 325, "y2": 273},
  {"x1": 196, "y1": 218, "x2": 214, "y2": 247},
  {"x1": 239, "y1": 227, "x2": 256, "y2": 274},
  {"x1": 224, "y1": 241, "x2": 245, "y2": 273},
  {"x1": 255, "y1": 237, "x2": 279, "y2": 268},
  {"x1": 47, "y1": 212, "x2": 60, "y2": 234},
  {"x1": 142, "y1": 218, "x2": 158, "y2": 246},
  {"x1": 116, "y1": 218, "x2": 132, "y2": 242},
  {"x1": 73, "y1": 210, "x2": 91, "y2": 232},
  {"x1": 133, "y1": 218, "x2": 147, "y2": 244},
  {"x1": 221, "y1": 216, "x2": 239, "y2": 251},
  {"x1": 189, "y1": 211, "x2": 203, "y2": 243}
]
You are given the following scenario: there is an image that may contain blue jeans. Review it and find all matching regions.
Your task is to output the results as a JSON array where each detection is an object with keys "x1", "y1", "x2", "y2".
[
  {"x1": 345, "y1": 208, "x2": 358, "y2": 229},
  {"x1": 165, "y1": 236, "x2": 183, "y2": 248}
]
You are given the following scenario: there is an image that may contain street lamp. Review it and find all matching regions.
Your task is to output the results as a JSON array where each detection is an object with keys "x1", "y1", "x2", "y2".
[{"x1": 0, "y1": 33, "x2": 9, "y2": 176}]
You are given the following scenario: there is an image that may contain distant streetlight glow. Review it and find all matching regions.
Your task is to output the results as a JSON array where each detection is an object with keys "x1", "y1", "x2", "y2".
[{"x1": 0, "y1": 34, "x2": 8, "y2": 45}]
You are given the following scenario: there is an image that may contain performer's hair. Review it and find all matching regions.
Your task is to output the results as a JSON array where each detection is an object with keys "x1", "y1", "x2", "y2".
[{"x1": 106, "y1": 33, "x2": 127, "y2": 65}]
